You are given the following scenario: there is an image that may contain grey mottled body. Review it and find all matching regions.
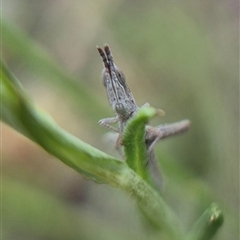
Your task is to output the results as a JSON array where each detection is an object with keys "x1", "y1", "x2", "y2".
[{"x1": 97, "y1": 44, "x2": 190, "y2": 190}]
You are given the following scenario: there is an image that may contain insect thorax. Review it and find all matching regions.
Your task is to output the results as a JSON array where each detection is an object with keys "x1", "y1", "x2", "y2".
[{"x1": 114, "y1": 101, "x2": 137, "y2": 118}]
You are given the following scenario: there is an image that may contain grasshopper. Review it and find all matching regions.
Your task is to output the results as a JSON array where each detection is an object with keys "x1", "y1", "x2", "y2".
[
  {"x1": 97, "y1": 44, "x2": 190, "y2": 189},
  {"x1": 97, "y1": 44, "x2": 138, "y2": 133}
]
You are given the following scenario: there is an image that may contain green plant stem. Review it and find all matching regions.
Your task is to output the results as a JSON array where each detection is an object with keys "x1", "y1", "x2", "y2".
[
  {"x1": 1, "y1": 61, "x2": 186, "y2": 239},
  {"x1": 123, "y1": 106, "x2": 156, "y2": 180},
  {"x1": 1, "y1": 18, "x2": 226, "y2": 240},
  {"x1": 186, "y1": 203, "x2": 224, "y2": 240}
]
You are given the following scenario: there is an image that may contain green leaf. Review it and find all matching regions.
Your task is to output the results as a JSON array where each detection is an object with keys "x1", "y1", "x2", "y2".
[
  {"x1": 1, "y1": 61, "x2": 126, "y2": 185},
  {"x1": 1, "y1": 55, "x2": 223, "y2": 240},
  {"x1": 122, "y1": 105, "x2": 156, "y2": 182},
  {"x1": 1, "y1": 61, "x2": 185, "y2": 239},
  {"x1": 187, "y1": 203, "x2": 224, "y2": 240}
]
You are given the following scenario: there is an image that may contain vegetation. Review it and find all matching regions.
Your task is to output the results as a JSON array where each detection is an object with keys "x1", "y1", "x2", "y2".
[{"x1": 2, "y1": 2, "x2": 238, "y2": 239}]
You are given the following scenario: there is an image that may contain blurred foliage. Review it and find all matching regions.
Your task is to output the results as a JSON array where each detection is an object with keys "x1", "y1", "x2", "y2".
[{"x1": 2, "y1": 0, "x2": 238, "y2": 240}]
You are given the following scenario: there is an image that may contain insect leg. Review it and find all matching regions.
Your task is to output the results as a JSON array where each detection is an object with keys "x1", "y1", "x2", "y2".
[
  {"x1": 98, "y1": 117, "x2": 120, "y2": 133},
  {"x1": 145, "y1": 120, "x2": 191, "y2": 153}
]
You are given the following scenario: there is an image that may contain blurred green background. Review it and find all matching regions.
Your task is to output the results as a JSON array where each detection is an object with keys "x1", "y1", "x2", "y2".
[{"x1": 2, "y1": 0, "x2": 238, "y2": 239}]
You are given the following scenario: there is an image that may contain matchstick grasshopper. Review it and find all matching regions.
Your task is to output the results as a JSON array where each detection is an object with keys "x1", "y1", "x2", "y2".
[{"x1": 97, "y1": 44, "x2": 190, "y2": 189}]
